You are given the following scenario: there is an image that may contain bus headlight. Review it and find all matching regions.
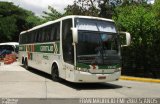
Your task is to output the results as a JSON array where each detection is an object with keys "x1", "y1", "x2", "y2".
[
  {"x1": 76, "y1": 67, "x2": 88, "y2": 72},
  {"x1": 115, "y1": 67, "x2": 121, "y2": 72},
  {"x1": 78, "y1": 67, "x2": 81, "y2": 71}
]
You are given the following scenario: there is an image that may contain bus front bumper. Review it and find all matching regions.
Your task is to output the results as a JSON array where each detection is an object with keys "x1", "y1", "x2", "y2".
[{"x1": 73, "y1": 71, "x2": 121, "y2": 83}]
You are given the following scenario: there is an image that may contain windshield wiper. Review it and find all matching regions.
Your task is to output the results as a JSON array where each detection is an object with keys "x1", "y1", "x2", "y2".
[{"x1": 77, "y1": 55, "x2": 102, "y2": 64}]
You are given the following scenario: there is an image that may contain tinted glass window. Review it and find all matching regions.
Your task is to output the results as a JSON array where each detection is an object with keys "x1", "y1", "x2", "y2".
[
  {"x1": 45, "y1": 26, "x2": 51, "y2": 42},
  {"x1": 62, "y1": 19, "x2": 74, "y2": 64},
  {"x1": 50, "y1": 22, "x2": 60, "y2": 41},
  {"x1": 20, "y1": 22, "x2": 60, "y2": 44}
]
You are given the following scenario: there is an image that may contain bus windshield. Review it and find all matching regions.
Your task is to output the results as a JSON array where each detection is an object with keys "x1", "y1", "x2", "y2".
[
  {"x1": 0, "y1": 45, "x2": 14, "y2": 57},
  {"x1": 76, "y1": 31, "x2": 120, "y2": 65}
]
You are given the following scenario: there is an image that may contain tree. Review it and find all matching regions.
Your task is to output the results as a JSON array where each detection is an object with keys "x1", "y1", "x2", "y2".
[
  {"x1": 25, "y1": 11, "x2": 44, "y2": 29},
  {"x1": 154, "y1": 0, "x2": 160, "y2": 19},
  {"x1": 113, "y1": 2, "x2": 160, "y2": 78},
  {"x1": 42, "y1": 6, "x2": 63, "y2": 21},
  {"x1": 0, "y1": 2, "x2": 24, "y2": 42},
  {"x1": 0, "y1": 16, "x2": 17, "y2": 41},
  {"x1": 64, "y1": 1, "x2": 88, "y2": 16},
  {"x1": 0, "y1": 2, "x2": 42, "y2": 42},
  {"x1": 64, "y1": 0, "x2": 121, "y2": 18}
]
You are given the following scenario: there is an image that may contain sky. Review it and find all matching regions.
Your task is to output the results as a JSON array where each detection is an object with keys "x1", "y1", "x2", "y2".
[
  {"x1": 0, "y1": 0, "x2": 155, "y2": 16},
  {"x1": 0, "y1": 0, "x2": 74, "y2": 16},
  {"x1": 147, "y1": 0, "x2": 155, "y2": 4}
]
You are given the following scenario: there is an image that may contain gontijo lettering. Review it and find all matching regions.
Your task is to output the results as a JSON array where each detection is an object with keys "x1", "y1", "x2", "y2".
[{"x1": 40, "y1": 46, "x2": 53, "y2": 52}]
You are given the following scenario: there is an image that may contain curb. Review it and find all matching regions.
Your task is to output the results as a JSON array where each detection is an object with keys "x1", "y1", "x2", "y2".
[{"x1": 120, "y1": 76, "x2": 160, "y2": 83}]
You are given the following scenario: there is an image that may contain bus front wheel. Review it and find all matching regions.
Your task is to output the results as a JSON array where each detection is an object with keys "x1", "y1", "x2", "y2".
[
  {"x1": 22, "y1": 57, "x2": 24, "y2": 65},
  {"x1": 51, "y1": 64, "x2": 60, "y2": 82}
]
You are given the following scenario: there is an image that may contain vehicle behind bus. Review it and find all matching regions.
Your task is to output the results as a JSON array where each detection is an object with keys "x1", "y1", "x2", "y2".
[{"x1": 0, "y1": 42, "x2": 19, "y2": 59}]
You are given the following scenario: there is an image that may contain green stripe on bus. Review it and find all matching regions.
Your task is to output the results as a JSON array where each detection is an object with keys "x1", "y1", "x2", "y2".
[
  {"x1": 76, "y1": 62, "x2": 120, "y2": 69},
  {"x1": 98, "y1": 64, "x2": 120, "y2": 69},
  {"x1": 19, "y1": 42, "x2": 60, "y2": 54},
  {"x1": 76, "y1": 63, "x2": 90, "y2": 69},
  {"x1": 19, "y1": 45, "x2": 26, "y2": 51}
]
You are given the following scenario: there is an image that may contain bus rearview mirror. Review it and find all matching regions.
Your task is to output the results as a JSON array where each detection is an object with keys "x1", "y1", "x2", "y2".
[
  {"x1": 119, "y1": 32, "x2": 131, "y2": 47},
  {"x1": 71, "y1": 28, "x2": 78, "y2": 43}
]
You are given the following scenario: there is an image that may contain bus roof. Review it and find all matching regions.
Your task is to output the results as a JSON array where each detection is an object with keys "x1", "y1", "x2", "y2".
[
  {"x1": 20, "y1": 15, "x2": 114, "y2": 35},
  {"x1": 0, "y1": 42, "x2": 19, "y2": 47}
]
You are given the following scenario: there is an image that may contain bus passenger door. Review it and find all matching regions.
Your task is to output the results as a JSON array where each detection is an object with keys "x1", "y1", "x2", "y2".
[
  {"x1": 62, "y1": 19, "x2": 75, "y2": 80},
  {"x1": 63, "y1": 63, "x2": 75, "y2": 81}
]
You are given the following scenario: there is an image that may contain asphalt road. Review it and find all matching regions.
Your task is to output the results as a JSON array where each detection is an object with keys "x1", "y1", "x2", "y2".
[{"x1": 0, "y1": 62, "x2": 160, "y2": 98}]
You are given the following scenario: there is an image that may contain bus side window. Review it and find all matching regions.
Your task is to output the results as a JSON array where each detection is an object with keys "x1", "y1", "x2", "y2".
[
  {"x1": 22, "y1": 34, "x2": 24, "y2": 44},
  {"x1": 56, "y1": 22, "x2": 60, "y2": 41},
  {"x1": 28, "y1": 33, "x2": 30, "y2": 43},
  {"x1": 24, "y1": 33, "x2": 27, "y2": 44},
  {"x1": 25, "y1": 33, "x2": 27, "y2": 44},
  {"x1": 38, "y1": 30, "x2": 42, "y2": 42},
  {"x1": 31, "y1": 32, "x2": 34, "y2": 43},
  {"x1": 50, "y1": 22, "x2": 60, "y2": 41},
  {"x1": 50, "y1": 24, "x2": 55, "y2": 41},
  {"x1": 46, "y1": 26, "x2": 50, "y2": 42},
  {"x1": 39, "y1": 29, "x2": 45, "y2": 42},
  {"x1": 34, "y1": 31, "x2": 38, "y2": 43}
]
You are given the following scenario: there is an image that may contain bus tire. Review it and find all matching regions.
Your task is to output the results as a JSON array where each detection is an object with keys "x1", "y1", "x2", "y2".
[
  {"x1": 51, "y1": 64, "x2": 60, "y2": 82},
  {"x1": 24, "y1": 58, "x2": 29, "y2": 70},
  {"x1": 22, "y1": 57, "x2": 24, "y2": 65}
]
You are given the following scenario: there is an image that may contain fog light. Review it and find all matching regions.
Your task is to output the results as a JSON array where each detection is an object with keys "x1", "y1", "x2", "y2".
[
  {"x1": 76, "y1": 67, "x2": 82, "y2": 71},
  {"x1": 76, "y1": 67, "x2": 88, "y2": 72},
  {"x1": 115, "y1": 67, "x2": 121, "y2": 72},
  {"x1": 83, "y1": 68, "x2": 88, "y2": 72}
]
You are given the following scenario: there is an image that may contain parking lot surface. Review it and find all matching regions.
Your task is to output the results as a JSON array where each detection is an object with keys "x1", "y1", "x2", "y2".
[{"x1": 0, "y1": 62, "x2": 160, "y2": 98}]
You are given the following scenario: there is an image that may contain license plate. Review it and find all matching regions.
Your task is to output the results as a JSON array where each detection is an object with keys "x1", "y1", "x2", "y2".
[{"x1": 98, "y1": 76, "x2": 106, "y2": 80}]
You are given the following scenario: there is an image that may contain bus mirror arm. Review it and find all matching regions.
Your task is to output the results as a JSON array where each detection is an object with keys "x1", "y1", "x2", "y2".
[
  {"x1": 71, "y1": 28, "x2": 78, "y2": 43},
  {"x1": 119, "y1": 32, "x2": 131, "y2": 47}
]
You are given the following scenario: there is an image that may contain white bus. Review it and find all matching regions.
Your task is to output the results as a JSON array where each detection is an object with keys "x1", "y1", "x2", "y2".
[
  {"x1": 19, "y1": 15, "x2": 130, "y2": 82},
  {"x1": 0, "y1": 42, "x2": 19, "y2": 58}
]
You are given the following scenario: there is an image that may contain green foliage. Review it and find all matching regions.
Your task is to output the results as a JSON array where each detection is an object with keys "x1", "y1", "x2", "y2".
[
  {"x1": 25, "y1": 11, "x2": 44, "y2": 28},
  {"x1": 114, "y1": 5, "x2": 155, "y2": 45},
  {"x1": 42, "y1": 6, "x2": 63, "y2": 21},
  {"x1": 153, "y1": 0, "x2": 160, "y2": 27},
  {"x1": 64, "y1": 0, "x2": 116, "y2": 18},
  {"x1": 64, "y1": 2, "x2": 91, "y2": 16},
  {"x1": 0, "y1": 2, "x2": 43, "y2": 42},
  {"x1": 63, "y1": 0, "x2": 147, "y2": 18},
  {"x1": 113, "y1": 3, "x2": 160, "y2": 78},
  {"x1": 0, "y1": 2, "x2": 25, "y2": 42},
  {"x1": 0, "y1": 16, "x2": 17, "y2": 41}
]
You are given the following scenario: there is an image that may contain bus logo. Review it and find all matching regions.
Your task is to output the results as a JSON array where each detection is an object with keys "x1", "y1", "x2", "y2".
[{"x1": 40, "y1": 46, "x2": 53, "y2": 52}]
